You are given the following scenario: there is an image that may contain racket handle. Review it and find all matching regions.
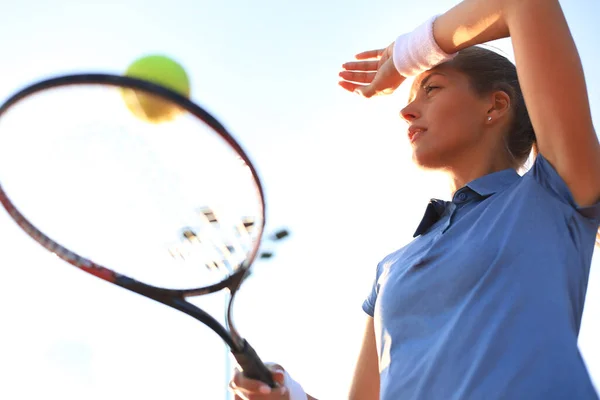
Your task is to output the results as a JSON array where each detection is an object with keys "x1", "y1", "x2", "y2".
[{"x1": 232, "y1": 339, "x2": 277, "y2": 388}]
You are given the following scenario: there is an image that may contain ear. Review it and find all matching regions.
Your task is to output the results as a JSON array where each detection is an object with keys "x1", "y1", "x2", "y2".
[{"x1": 485, "y1": 90, "x2": 511, "y2": 123}]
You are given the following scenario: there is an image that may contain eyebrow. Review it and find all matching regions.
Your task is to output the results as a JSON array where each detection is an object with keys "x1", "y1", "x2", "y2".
[{"x1": 408, "y1": 72, "x2": 447, "y2": 102}]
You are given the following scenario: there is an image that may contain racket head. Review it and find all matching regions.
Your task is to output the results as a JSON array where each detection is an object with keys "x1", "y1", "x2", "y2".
[{"x1": 0, "y1": 74, "x2": 266, "y2": 295}]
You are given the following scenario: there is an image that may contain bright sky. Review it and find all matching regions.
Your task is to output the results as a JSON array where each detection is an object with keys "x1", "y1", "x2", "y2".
[{"x1": 0, "y1": 0, "x2": 599, "y2": 399}]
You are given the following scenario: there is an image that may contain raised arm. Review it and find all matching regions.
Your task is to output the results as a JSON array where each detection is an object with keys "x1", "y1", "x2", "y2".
[
  {"x1": 433, "y1": 0, "x2": 600, "y2": 207},
  {"x1": 340, "y1": 0, "x2": 600, "y2": 207}
]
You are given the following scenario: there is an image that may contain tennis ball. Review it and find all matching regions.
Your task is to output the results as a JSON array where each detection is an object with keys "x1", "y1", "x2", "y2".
[{"x1": 122, "y1": 55, "x2": 190, "y2": 123}]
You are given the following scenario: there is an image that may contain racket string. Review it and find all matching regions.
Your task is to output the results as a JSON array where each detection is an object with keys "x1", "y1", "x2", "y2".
[
  {"x1": 167, "y1": 206, "x2": 258, "y2": 276},
  {"x1": 0, "y1": 80, "x2": 264, "y2": 290}
]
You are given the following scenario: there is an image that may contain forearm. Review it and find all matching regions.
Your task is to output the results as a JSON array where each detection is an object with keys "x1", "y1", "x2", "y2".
[
  {"x1": 432, "y1": 0, "x2": 599, "y2": 204},
  {"x1": 432, "y1": 0, "x2": 592, "y2": 143},
  {"x1": 432, "y1": 0, "x2": 512, "y2": 54}
]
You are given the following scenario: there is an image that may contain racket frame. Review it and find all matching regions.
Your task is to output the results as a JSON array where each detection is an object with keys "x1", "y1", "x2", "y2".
[{"x1": 0, "y1": 73, "x2": 275, "y2": 387}]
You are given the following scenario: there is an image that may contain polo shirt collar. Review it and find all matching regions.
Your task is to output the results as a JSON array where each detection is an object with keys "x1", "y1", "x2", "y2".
[
  {"x1": 465, "y1": 168, "x2": 520, "y2": 197},
  {"x1": 413, "y1": 168, "x2": 520, "y2": 237}
]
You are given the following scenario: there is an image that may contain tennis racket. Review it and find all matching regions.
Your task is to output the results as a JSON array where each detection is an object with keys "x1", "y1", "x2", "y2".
[{"x1": 0, "y1": 73, "x2": 277, "y2": 387}]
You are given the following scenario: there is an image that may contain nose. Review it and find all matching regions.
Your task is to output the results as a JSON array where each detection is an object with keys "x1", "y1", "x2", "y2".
[{"x1": 400, "y1": 102, "x2": 419, "y2": 122}]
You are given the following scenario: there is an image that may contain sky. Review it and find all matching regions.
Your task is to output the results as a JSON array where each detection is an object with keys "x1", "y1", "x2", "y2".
[{"x1": 0, "y1": 0, "x2": 599, "y2": 399}]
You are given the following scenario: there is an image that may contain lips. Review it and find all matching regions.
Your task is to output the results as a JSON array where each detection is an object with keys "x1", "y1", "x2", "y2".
[{"x1": 408, "y1": 126, "x2": 427, "y2": 143}]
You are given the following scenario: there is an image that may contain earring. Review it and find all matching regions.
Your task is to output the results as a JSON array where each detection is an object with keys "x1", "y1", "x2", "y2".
[{"x1": 487, "y1": 116, "x2": 492, "y2": 121}]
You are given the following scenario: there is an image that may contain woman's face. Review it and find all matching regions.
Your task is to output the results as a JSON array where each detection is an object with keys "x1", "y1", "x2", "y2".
[{"x1": 401, "y1": 66, "x2": 492, "y2": 170}]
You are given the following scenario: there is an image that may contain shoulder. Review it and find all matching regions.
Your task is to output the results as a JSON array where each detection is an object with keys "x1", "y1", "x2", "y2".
[{"x1": 521, "y1": 154, "x2": 600, "y2": 223}]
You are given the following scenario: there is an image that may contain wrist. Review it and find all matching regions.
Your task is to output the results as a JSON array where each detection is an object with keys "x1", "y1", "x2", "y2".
[{"x1": 392, "y1": 15, "x2": 457, "y2": 77}]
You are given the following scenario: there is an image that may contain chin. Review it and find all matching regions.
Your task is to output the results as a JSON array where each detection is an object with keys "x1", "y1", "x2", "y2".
[{"x1": 411, "y1": 148, "x2": 447, "y2": 170}]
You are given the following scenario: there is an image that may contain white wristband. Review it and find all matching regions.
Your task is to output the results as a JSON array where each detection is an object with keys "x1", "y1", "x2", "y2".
[
  {"x1": 392, "y1": 15, "x2": 457, "y2": 77},
  {"x1": 283, "y1": 370, "x2": 308, "y2": 400}
]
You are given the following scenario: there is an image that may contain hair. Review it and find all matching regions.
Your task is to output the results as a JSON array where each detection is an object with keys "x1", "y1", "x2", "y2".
[{"x1": 447, "y1": 46, "x2": 600, "y2": 248}]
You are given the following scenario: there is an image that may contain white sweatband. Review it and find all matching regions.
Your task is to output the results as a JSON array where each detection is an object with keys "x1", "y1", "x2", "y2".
[
  {"x1": 283, "y1": 370, "x2": 308, "y2": 400},
  {"x1": 393, "y1": 15, "x2": 457, "y2": 77}
]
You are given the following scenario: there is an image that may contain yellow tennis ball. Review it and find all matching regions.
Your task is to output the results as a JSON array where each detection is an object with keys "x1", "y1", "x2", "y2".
[{"x1": 122, "y1": 55, "x2": 190, "y2": 123}]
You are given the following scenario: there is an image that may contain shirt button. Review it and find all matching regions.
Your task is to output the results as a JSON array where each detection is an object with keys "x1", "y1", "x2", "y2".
[{"x1": 457, "y1": 192, "x2": 467, "y2": 201}]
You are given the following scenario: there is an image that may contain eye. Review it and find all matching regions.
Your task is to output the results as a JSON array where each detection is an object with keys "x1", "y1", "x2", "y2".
[{"x1": 424, "y1": 85, "x2": 441, "y2": 94}]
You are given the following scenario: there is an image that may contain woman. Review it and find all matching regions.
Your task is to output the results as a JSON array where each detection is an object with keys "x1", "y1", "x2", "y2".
[{"x1": 230, "y1": 0, "x2": 600, "y2": 398}]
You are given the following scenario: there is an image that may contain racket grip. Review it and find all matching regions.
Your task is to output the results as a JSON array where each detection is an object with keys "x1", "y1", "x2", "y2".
[{"x1": 232, "y1": 339, "x2": 277, "y2": 388}]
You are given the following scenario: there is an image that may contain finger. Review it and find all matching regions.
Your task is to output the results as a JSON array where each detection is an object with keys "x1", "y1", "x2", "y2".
[
  {"x1": 229, "y1": 380, "x2": 249, "y2": 400},
  {"x1": 354, "y1": 78, "x2": 401, "y2": 99},
  {"x1": 231, "y1": 385, "x2": 287, "y2": 400},
  {"x1": 341, "y1": 60, "x2": 379, "y2": 72},
  {"x1": 355, "y1": 78, "x2": 396, "y2": 98},
  {"x1": 337, "y1": 80, "x2": 366, "y2": 93},
  {"x1": 264, "y1": 362, "x2": 285, "y2": 373},
  {"x1": 231, "y1": 383, "x2": 250, "y2": 400},
  {"x1": 272, "y1": 370, "x2": 286, "y2": 386},
  {"x1": 231, "y1": 371, "x2": 273, "y2": 395},
  {"x1": 260, "y1": 363, "x2": 286, "y2": 389},
  {"x1": 263, "y1": 362, "x2": 287, "y2": 387},
  {"x1": 230, "y1": 382, "x2": 272, "y2": 400},
  {"x1": 355, "y1": 49, "x2": 385, "y2": 60},
  {"x1": 338, "y1": 71, "x2": 377, "y2": 84},
  {"x1": 253, "y1": 386, "x2": 289, "y2": 399},
  {"x1": 354, "y1": 84, "x2": 376, "y2": 98},
  {"x1": 356, "y1": 61, "x2": 406, "y2": 98}
]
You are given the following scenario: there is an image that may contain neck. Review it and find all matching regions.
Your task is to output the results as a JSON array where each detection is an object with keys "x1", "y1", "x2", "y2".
[{"x1": 443, "y1": 153, "x2": 514, "y2": 195}]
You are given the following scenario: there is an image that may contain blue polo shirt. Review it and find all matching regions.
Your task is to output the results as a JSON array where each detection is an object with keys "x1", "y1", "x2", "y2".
[{"x1": 363, "y1": 154, "x2": 600, "y2": 399}]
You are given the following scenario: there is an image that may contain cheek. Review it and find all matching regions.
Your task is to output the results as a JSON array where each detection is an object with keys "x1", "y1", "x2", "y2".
[
  {"x1": 411, "y1": 98, "x2": 482, "y2": 167},
  {"x1": 429, "y1": 97, "x2": 481, "y2": 143}
]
